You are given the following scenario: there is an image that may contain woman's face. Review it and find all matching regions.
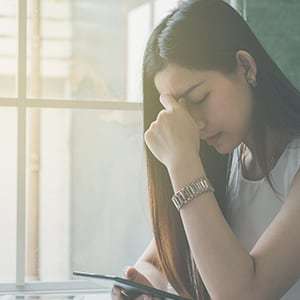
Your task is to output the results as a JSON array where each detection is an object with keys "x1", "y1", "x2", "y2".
[{"x1": 154, "y1": 63, "x2": 254, "y2": 154}]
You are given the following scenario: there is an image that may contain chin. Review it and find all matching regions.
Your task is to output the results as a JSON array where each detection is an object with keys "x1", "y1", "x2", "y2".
[
  {"x1": 214, "y1": 146, "x2": 228, "y2": 154},
  {"x1": 214, "y1": 141, "x2": 235, "y2": 155}
]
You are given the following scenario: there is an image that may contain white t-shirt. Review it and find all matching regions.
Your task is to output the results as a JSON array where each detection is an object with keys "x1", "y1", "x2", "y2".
[{"x1": 224, "y1": 137, "x2": 300, "y2": 299}]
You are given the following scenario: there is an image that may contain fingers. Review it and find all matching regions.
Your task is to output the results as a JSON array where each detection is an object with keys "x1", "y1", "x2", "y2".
[
  {"x1": 111, "y1": 285, "x2": 126, "y2": 299},
  {"x1": 117, "y1": 266, "x2": 155, "y2": 299},
  {"x1": 125, "y1": 266, "x2": 139, "y2": 280},
  {"x1": 111, "y1": 285, "x2": 153, "y2": 300},
  {"x1": 124, "y1": 266, "x2": 152, "y2": 287}
]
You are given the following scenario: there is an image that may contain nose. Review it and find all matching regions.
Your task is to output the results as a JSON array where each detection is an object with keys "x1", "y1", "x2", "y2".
[{"x1": 184, "y1": 104, "x2": 206, "y2": 130}]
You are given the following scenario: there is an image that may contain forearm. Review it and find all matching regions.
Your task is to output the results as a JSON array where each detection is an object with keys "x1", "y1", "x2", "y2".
[
  {"x1": 134, "y1": 260, "x2": 169, "y2": 291},
  {"x1": 167, "y1": 156, "x2": 256, "y2": 300}
]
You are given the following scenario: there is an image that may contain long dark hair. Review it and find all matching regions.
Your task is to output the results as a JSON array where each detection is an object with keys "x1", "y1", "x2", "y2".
[{"x1": 142, "y1": 0, "x2": 300, "y2": 298}]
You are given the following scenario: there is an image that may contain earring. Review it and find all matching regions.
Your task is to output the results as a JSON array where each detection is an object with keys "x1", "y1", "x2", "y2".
[{"x1": 247, "y1": 76, "x2": 257, "y2": 88}]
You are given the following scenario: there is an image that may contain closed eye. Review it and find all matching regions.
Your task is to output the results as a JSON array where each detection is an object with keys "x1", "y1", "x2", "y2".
[{"x1": 190, "y1": 92, "x2": 210, "y2": 105}]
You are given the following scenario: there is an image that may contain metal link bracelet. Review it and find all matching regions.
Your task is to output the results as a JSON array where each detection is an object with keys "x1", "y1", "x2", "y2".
[{"x1": 171, "y1": 176, "x2": 215, "y2": 210}]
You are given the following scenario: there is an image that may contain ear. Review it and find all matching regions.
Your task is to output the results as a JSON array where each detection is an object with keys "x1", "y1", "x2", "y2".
[{"x1": 235, "y1": 50, "x2": 257, "y2": 80}]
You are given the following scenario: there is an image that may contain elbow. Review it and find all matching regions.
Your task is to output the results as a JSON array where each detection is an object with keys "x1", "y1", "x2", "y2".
[
  {"x1": 211, "y1": 282, "x2": 269, "y2": 300},
  {"x1": 211, "y1": 256, "x2": 273, "y2": 300},
  {"x1": 210, "y1": 285, "x2": 259, "y2": 300},
  {"x1": 211, "y1": 287, "x2": 265, "y2": 300},
  {"x1": 212, "y1": 257, "x2": 263, "y2": 300},
  {"x1": 212, "y1": 293, "x2": 266, "y2": 300}
]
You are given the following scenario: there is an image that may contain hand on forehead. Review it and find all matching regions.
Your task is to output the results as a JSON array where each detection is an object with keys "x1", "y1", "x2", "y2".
[{"x1": 159, "y1": 94, "x2": 187, "y2": 111}]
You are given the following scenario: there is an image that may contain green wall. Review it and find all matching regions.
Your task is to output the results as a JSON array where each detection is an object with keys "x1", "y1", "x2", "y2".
[{"x1": 246, "y1": 0, "x2": 300, "y2": 89}]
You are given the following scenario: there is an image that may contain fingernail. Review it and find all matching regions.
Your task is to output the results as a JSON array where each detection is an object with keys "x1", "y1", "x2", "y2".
[
  {"x1": 122, "y1": 266, "x2": 130, "y2": 276},
  {"x1": 127, "y1": 268, "x2": 136, "y2": 278}
]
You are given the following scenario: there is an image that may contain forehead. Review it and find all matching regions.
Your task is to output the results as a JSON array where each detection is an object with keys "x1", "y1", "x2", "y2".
[{"x1": 154, "y1": 63, "x2": 213, "y2": 97}]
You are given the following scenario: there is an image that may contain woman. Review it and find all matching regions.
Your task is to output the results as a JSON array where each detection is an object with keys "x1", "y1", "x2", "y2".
[{"x1": 113, "y1": 0, "x2": 300, "y2": 299}]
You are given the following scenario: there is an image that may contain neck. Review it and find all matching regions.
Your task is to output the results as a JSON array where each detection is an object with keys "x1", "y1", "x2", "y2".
[{"x1": 242, "y1": 127, "x2": 291, "y2": 177}]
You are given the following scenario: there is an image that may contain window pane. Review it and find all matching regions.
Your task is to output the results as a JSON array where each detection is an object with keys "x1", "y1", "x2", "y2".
[
  {"x1": 0, "y1": 1, "x2": 17, "y2": 97},
  {"x1": 127, "y1": 2, "x2": 151, "y2": 103},
  {"x1": 0, "y1": 108, "x2": 17, "y2": 281},
  {"x1": 25, "y1": 108, "x2": 151, "y2": 281},
  {"x1": 27, "y1": 0, "x2": 130, "y2": 101}
]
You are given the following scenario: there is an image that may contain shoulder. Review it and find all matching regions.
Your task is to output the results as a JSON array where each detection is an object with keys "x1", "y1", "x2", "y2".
[
  {"x1": 286, "y1": 136, "x2": 300, "y2": 150},
  {"x1": 271, "y1": 137, "x2": 300, "y2": 200},
  {"x1": 284, "y1": 136, "x2": 300, "y2": 180},
  {"x1": 288, "y1": 159, "x2": 300, "y2": 202}
]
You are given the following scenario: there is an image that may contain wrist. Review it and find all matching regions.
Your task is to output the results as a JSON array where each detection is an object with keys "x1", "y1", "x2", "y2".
[
  {"x1": 168, "y1": 153, "x2": 203, "y2": 171},
  {"x1": 167, "y1": 155, "x2": 206, "y2": 192}
]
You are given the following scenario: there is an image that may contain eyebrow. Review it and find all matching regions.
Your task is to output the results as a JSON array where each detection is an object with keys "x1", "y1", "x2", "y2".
[{"x1": 176, "y1": 80, "x2": 206, "y2": 100}]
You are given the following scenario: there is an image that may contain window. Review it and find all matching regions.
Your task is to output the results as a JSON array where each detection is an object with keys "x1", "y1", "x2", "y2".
[
  {"x1": 0, "y1": 0, "x2": 17, "y2": 282},
  {"x1": 0, "y1": 0, "x2": 184, "y2": 295},
  {"x1": 0, "y1": 0, "x2": 245, "y2": 295}
]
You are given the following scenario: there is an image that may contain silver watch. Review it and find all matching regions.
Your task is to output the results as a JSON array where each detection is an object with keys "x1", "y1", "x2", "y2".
[{"x1": 171, "y1": 177, "x2": 214, "y2": 211}]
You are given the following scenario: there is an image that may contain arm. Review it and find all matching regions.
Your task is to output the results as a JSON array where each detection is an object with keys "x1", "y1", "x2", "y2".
[
  {"x1": 134, "y1": 238, "x2": 169, "y2": 291},
  {"x1": 167, "y1": 156, "x2": 300, "y2": 300}
]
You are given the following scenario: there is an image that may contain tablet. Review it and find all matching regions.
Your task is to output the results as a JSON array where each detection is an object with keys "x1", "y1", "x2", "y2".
[{"x1": 73, "y1": 271, "x2": 191, "y2": 300}]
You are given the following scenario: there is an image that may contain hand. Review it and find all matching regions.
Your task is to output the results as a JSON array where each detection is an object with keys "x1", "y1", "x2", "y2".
[
  {"x1": 144, "y1": 95, "x2": 204, "y2": 170},
  {"x1": 111, "y1": 266, "x2": 156, "y2": 300}
]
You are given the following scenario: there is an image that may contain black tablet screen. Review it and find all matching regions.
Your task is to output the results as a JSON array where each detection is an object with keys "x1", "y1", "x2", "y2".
[{"x1": 73, "y1": 271, "x2": 191, "y2": 300}]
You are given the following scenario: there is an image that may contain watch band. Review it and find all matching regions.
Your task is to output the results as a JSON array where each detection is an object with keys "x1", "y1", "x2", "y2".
[{"x1": 171, "y1": 177, "x2": 215, "y2": 211}]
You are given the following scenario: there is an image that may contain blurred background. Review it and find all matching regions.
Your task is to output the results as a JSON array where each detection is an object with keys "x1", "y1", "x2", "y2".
[{"x1": 0, "y1": 0, "x2": 299, "y2": 284}]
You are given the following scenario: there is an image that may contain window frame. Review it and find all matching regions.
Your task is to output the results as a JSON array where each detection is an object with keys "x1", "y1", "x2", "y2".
[
  {"x1": 0, "y1": 0, "x2": 243, "y2": 294},
  {"x1": 0, "y1": 0, "x2": 146, "y2": 293}
]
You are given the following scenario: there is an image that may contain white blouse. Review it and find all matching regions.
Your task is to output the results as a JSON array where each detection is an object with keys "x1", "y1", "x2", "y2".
[{"x1": 224, "y1": 137, "x2": 300, "y2": 299}]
